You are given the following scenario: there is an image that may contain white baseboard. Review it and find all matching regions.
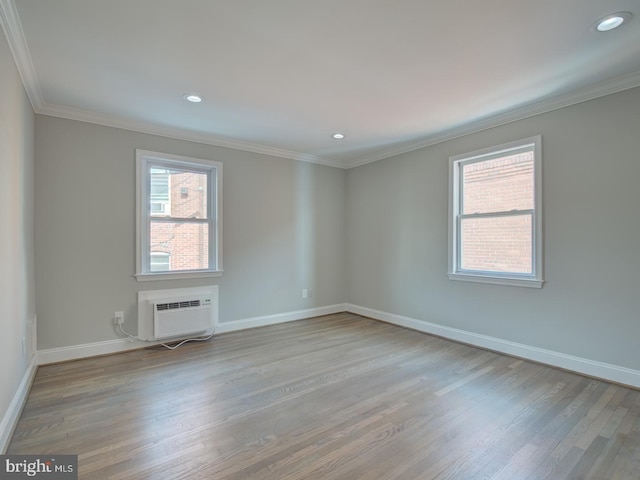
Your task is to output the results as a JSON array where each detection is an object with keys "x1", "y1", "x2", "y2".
[
  {"x1": 346, "y1": 304, "x2": 640, "y2": 389},
  {"x1": 214, "y1": 304, "x2": 347, "y2": 334},
  {"x1": 1, "y1": 355, "x2": 38, "y2": 453},
  {"x1": 38, "y1": 338, "x2": 150, "y2": 365},
  {"x1": 37, "y1": 304, "x2": 348, "y2": 365}
]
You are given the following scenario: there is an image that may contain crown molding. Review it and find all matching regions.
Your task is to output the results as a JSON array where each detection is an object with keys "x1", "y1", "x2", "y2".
[
  {"x1": 30, "y1": 70, "x2": 640, "y2": 170},
  {"x1": 344, "y1": 70, "x2": 640, "y2": 169},
  {"x1": 36, "y1": 102, "x2": 346, "y2": 168},
  {"x1": 0, "y1": 0, "x2": 43, "y2": 109}
]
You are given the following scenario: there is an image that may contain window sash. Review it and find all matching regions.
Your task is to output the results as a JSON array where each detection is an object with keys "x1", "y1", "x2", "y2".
[
  {"x1": 146, "y1": 163, "x2": 210, "y2": 219},
  {"x1": 460, "y1": 158, "x2": 534, "y2": 215},
  {"x1": 456, "y1": 210, "x2": 534, "y2": 277},
  {"x1": 147, "y1": 218, "x2": 213, "y2": 273}
]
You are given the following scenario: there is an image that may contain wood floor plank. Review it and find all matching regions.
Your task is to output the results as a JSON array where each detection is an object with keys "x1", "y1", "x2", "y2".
[{"x1": 8, "y1": 313, "x2": 640, "y2": 479}]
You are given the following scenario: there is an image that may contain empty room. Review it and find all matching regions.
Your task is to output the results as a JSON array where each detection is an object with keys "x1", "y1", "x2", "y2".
[{"x1": 2, "y1": 1, "x2": 640, "y2": 479}]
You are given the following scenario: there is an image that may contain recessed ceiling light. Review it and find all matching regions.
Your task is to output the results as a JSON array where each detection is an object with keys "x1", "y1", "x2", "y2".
[
  {"x1": 332, "y1": 133, "x2": 345, "y2": 140},
  {"x1": 594, "y1": 12, "x2": 632, "y2": 32},
  {"x1": 184, "y1": 94, "x2": 203, "y2": 103}
]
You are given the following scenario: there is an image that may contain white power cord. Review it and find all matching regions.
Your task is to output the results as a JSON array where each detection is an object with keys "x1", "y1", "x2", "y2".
[
  {"x1": 115, "y1": 322, "x2": 214, "y2": 350},
  {"x1": 116, "y1": 323, "x2": 138, "y2": 341},
  {"x1": 160, "y1": 333, "x2": 214, "y2": 350}
]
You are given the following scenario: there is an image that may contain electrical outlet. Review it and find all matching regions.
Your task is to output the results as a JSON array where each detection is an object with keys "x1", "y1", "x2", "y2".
[
  {"x1": 114, "y1": 311, "x2": 124, "y2": 326},
  {"x1": 302, "y1": 289, "x2": 308, "y2": 298},
  {"x1": 21, "y1": 336, "x2": 26, "y2": 355}
]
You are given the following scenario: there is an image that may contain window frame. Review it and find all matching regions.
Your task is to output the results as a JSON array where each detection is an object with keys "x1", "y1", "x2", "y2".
[
  {"x1": 448, "y1": 135, "x2": 543, "y2": 288},
  {"x1": 135, "y1": 150, "x2": 223, "y2": 281}
]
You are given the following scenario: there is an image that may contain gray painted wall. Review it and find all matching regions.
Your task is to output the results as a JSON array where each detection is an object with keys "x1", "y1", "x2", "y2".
[
  {"x1": 34, "y1": 116, "x2": 346, "y2": 349},
  {"x1": 0, "y1": 29, "x2": 35, "y2": 441},
  {"x1": 346, "y1": 86, "x2": 640, "y2": 370}
]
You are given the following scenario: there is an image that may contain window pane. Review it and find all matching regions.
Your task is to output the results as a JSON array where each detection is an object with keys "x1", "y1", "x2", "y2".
[
  {"x1": 150, "y1": 169, "x2": 170, "y2": 216},
  {"x1": 150, "y1": 167, "x2": 208, "y2": 219},
  {"x1": 460, "y1": 215, "x2": 532, "y2": 274},
  {"x1": 462, "y1": 152, "x2": 534, "y2": 215},
  {"x1": 150, "y1": 173, "x2": 169, "y2": 201},
  {"x1": 150, "y1": 221, "x2": 209, "y2": 271}
]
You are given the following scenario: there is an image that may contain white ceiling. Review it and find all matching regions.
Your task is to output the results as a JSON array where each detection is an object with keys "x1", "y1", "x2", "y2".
[{"x1": 2, "y1": 0, "x2": 640, "y2": 168}]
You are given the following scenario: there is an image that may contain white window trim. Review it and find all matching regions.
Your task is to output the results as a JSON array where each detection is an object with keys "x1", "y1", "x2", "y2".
[
  {"x1": 448, "y1": 135, "x2": 543, "y2": 288},
  {"x1": 135, "y1": 150, "x2": 223, "y2": 282}
]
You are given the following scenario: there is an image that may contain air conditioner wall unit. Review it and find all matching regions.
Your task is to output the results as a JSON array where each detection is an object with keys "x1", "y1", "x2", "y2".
[
  {"x1": 138, "y1": 286, "x2": 218, "y2": 341},
  {"x1": 153, "y1": 295, "x2": 212, "y2": 340}
]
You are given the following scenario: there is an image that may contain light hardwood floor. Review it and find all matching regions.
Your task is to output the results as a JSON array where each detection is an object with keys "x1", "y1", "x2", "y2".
[{"x1": 8, "y1": 313, "x2": 640, "y2": 479}]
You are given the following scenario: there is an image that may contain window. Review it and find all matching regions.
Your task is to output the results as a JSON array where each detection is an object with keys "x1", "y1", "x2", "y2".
[
  {"x1": 136, "y1": 150, "x2": 223, "y2": 281},
  {"x1": 448, "y1": 136, "x2": 543, "y2": 288}
]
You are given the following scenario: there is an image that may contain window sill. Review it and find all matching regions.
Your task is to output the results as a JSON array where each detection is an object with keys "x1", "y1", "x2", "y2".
[
  {"x1": 135, "y1": 270, "x2": 223, "y2": 282},
  {"x1": 448, "y1": 272, "x2": 543, "y2": 288}
]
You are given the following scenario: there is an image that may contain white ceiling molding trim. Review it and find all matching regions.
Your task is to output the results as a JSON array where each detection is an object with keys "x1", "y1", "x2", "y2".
[
  {"x1": 32, "y1": 68, "x2": 640, "y2": 170},
  {"x1": 36, "y1": 102, "x2": 340, "y2": 168},
  {"x1": 0, "y1": 0, "x2": 43, "y2": 110},
  {"x1": 344, "y1": 70, "x2": 640, "y2": 169}
]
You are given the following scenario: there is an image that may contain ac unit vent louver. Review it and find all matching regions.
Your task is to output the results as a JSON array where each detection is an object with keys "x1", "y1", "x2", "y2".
[{"x1": 156, "y1": 300, "x2": 202, "y2": 311}]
